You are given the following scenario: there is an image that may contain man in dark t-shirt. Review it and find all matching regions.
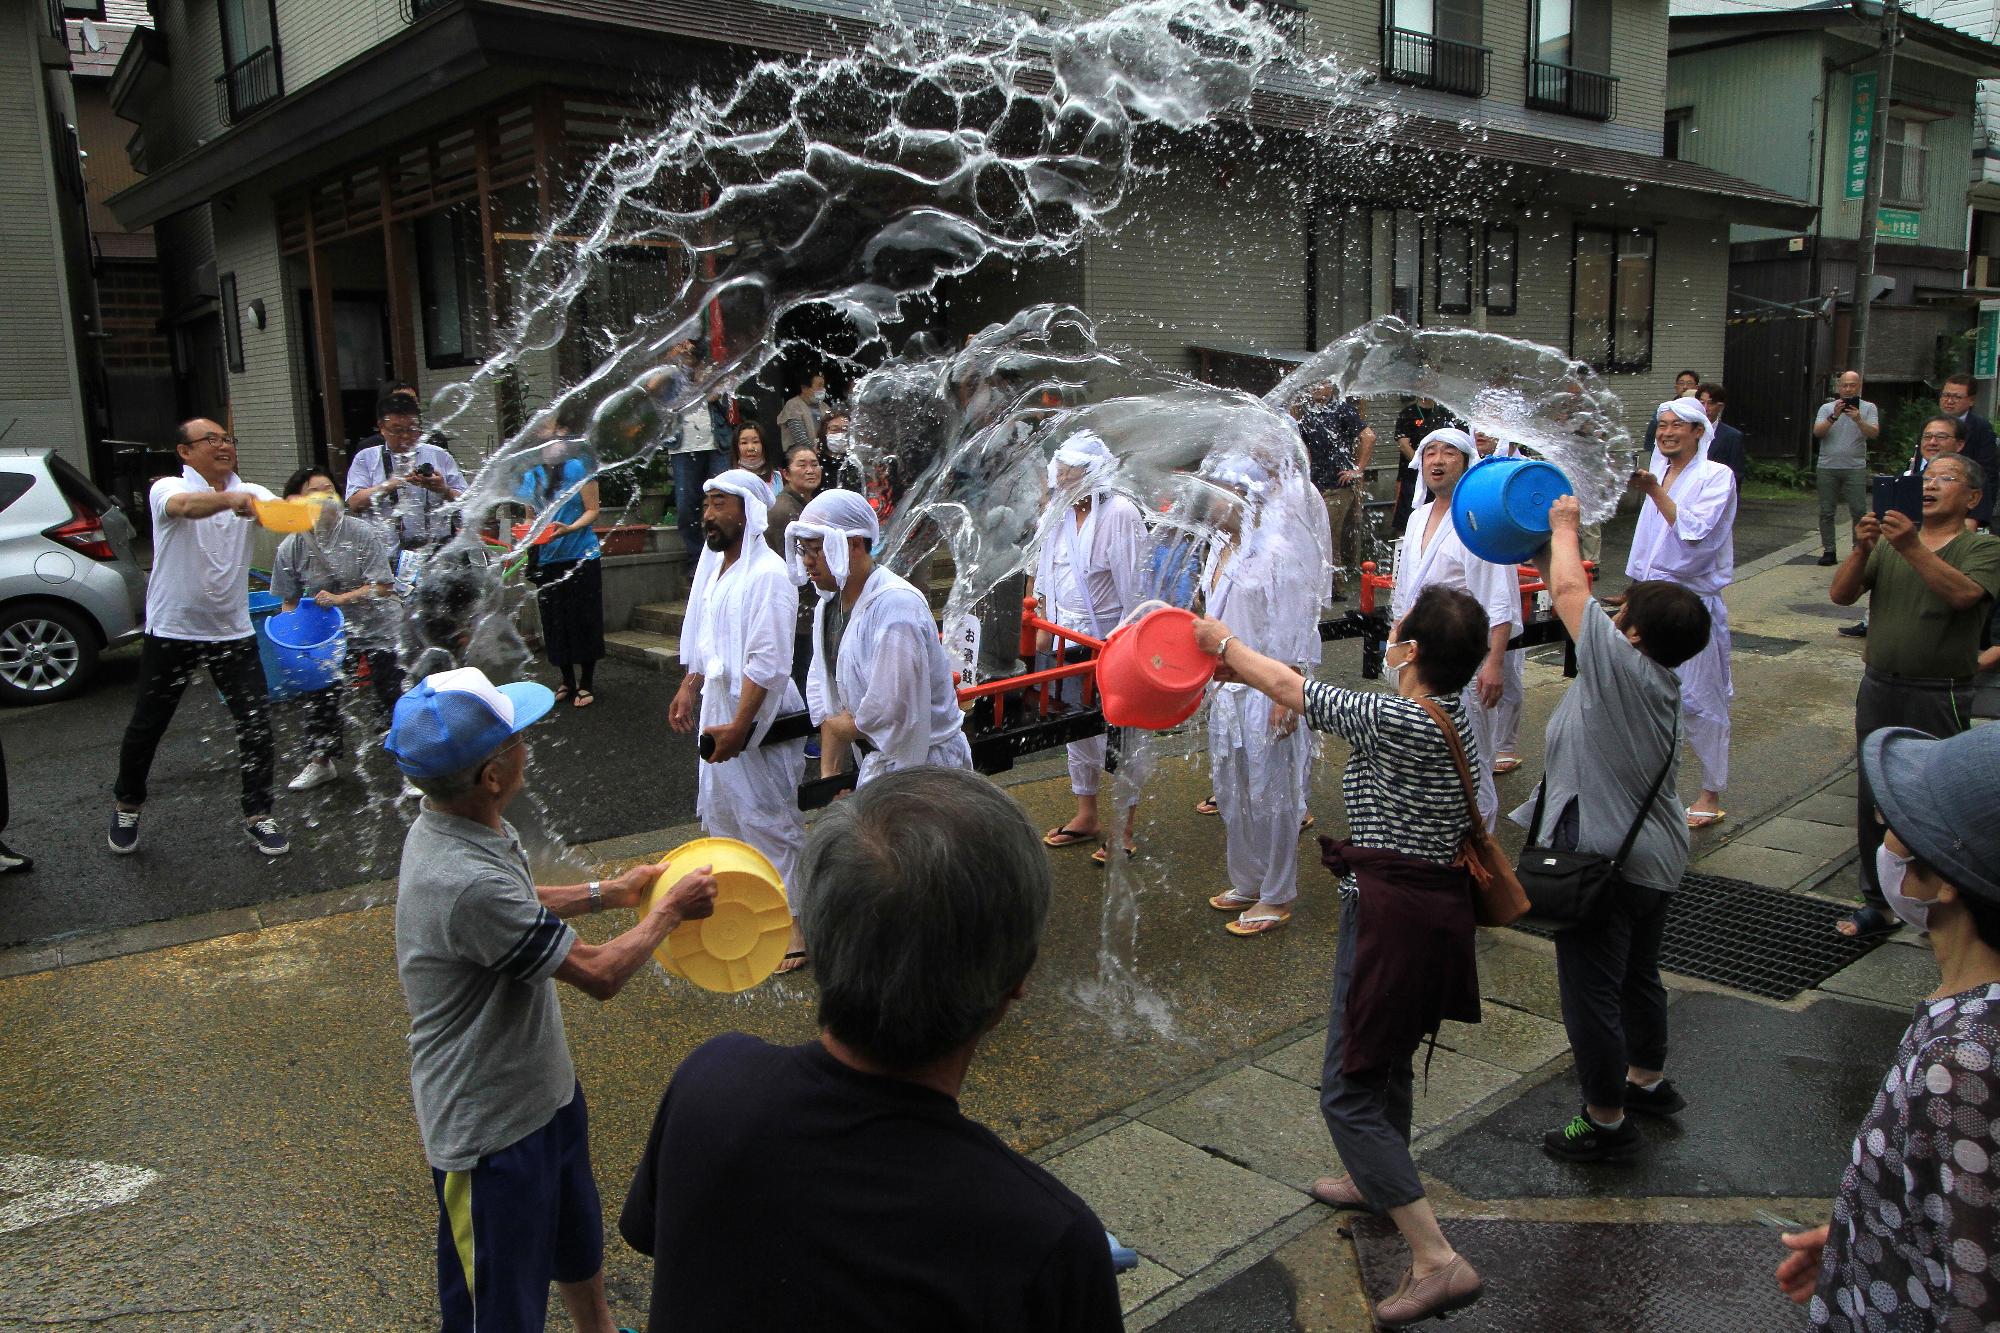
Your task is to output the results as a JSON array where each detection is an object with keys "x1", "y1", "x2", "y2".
[{"x1": 620, "y1": 768, "x2": 1123, "y2": 1333}]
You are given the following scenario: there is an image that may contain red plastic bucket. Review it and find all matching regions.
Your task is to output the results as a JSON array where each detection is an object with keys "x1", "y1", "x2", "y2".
[
  {"x1": 1097, "y1": 606, "x2": 1215, "y2": 730},
  {"x1": 512, "y1": 522, "x2": 557, "y2": 546}
]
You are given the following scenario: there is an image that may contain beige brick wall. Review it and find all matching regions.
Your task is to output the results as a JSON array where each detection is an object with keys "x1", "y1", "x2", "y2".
[
  {"x1": 212, "y1": 192, "x2": 303, "y2": 488},
  {"x1": 273, "y1": 0, "x2": 403, "y2": 92}
]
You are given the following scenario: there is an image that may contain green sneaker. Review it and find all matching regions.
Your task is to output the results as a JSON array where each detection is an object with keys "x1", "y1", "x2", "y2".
[{"x1": 1541, "y1": 1109, "x2": 1640, "y2": 1162}]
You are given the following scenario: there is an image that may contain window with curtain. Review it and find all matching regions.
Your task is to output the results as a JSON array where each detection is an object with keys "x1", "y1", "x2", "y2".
[
  {"x1": 1433, "y1": 221, "x2": 1474, "y2": 315},
  {"x1": 1483, "y1": 224, "x2": 1517, "y2": 315},
  {"x1": 1882, "y1": 116, "x2": 1929, "y2": 206},
  {"x1": 1570, "y1": 227, "x2": 1654, "y2": 373},
  {"x1": 416, "y1": 203, "x2": 488, "y2": 369}
]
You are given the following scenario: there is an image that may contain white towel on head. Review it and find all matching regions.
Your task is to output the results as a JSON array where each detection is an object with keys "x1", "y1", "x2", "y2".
[{"x1": 786, "y1": 487, "x2": 880, "y2": 592}]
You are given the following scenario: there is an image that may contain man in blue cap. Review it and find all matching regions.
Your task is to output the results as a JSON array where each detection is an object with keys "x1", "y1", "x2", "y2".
[{"x1": 388, "y1": 666, "x2": 717, "y2": 1333}]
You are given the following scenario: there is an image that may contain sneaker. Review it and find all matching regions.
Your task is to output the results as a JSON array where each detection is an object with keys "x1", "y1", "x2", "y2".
[
  {"x1": 804, "y1": 739, "x2": 821, "y2": 761},
  {"x1": 243, "y1": 816, "x2": 291, "y2": 857},
  {"x1": 1623, "y1": 1078, "x2": 1687, "y2": 1117},
  {"x1": 107, "y1": 807, "x2": 141, "y2": 855},
  {"x1": 1542, "y1": 1109, "x2": 1641, "y2": 1162},
  {"x1": 287, "y1": 758, "x2": 339, "y2": 791},
  {"x1": 1818, "y1": 551, "x2": 1839, "y2": 567},
  {"x1": 1837, "y1": 622, "x2": 1868, "y2": 639},
  {"x1": 0, "y1": 839, "x2": 32, "y2": 874}
]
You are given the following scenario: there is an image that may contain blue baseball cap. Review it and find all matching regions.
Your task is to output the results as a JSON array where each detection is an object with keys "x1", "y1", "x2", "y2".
[
  {"x1": 386, "y1": 667, "x2": 555, "y2": 779},
  {"x1": 1863, "y1": 724, "x2": 2000, "y2": 903}
]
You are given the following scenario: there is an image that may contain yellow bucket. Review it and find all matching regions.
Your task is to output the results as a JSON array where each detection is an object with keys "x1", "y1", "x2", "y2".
[
  {"x1": 643, "y1": 837, "x2": 792, "y2": 993},
  {"x1": 255, "y1": 496, "x2": 336, "y2": 533}
]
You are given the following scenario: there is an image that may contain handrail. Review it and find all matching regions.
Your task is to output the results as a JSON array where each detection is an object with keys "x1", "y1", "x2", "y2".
[
  {"x1": 1525, "y1": 59, "x2": 1618, "y2": 122},
  {"x1": 1382, "y1": 27, "x2": 1492, "y2": 98},
  {"x1": 213, "y1": 45, "x2": 280, "y2": 124}
]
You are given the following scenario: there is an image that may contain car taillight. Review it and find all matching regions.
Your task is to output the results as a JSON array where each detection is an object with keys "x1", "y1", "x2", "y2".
[{"x1": 46, "y1": 503, "x2": 117, "y2": 561}]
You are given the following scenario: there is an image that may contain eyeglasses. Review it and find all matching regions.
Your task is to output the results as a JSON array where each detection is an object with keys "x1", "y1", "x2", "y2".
[
  {"x1": 1921, "y1": 432, "x2": 1958, "y2": 442},
  {"x1": 188, "y1": 432, "x2": 238, "y2": 448}
]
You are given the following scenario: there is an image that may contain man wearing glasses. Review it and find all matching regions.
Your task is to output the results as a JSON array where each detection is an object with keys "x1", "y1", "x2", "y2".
[
  {"x1": 345, "y1": 390, "x2": 466, "y2": 551},
  {"x1": 108, "y1": 420, "x2": 289, "y2": 856}
]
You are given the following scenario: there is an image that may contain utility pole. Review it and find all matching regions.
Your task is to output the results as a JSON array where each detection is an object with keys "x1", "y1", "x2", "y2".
[{"x1": 1851, "y1": 0, "x2": 1900, "y2": 376}]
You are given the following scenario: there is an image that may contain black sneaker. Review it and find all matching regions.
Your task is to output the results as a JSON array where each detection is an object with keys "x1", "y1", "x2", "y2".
[
  {"x1": 0, "y1": 839, "x2": 31, "y2": 873},
  {"x1": 1818, "y1": 551, "x2": 1839, "y2": 566},
  {"x1": 107, "y1": 807, "x2": 140, "y2": 855},
  {"x1": 1624, "y1": 1078, "x2": 1687, "y2": 1116},
  {"x1": 1838, "y1": 622, "x2": 1868, "y2": 639},
  {"x1": 1542, "y1": 1110, "x2": 1641, "y2": 1162},
  {"x1": 243, "y1": 816, "x2": 291, "y2": 857}
]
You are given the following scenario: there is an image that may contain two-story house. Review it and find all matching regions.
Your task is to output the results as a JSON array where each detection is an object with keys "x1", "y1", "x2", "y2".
[
  {"x1": 105, "y1": 0, "x2": 1808, "y2": 491},
  {"x1": 1669, "y1": 0, "x2": 2000, "y2": 456}
]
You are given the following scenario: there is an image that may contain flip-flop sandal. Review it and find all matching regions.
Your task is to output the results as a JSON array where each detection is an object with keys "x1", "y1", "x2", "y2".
[
  {"x1": 1685, "y1": 809, "x2": 1726, "y2": 829},
  {"x1": 776, "y1": 951, "x2": 811, "y2": 973},
  {"x1": 1091, "y1": 844, "x2": 1138, "y2": 866},
  {"x1": 1043, "y1": 825, "x2": 1098, "y2": 848},
  {"x1": 1225, "y1": 909, "x2": 1291, "y2": 936},
  {"x1": 1194, "y1": 797, "x2": 1219, "y2": 816},
  {"x1": 1309, "y1": 1176, "x2": 1372, "y2": 1211},
  {"x1": 1300, "y1": 813, "x2": 1316, "y2": 832},
  {"x1": 553, "y1": 686, "x2": 575, "y2": 705},
  {"x1": 1835, "y1": 907, "x2": 1899, "y2": 941},
  {"x1": 1208, "y1": 891, "x2": 1258, "y2": 912},
  {"x1": 572, "y1": 689, "x2": 596, "y2": 709},
  {"x1": 1492, "y1": 755, "x2": 1522, "y2": 774}
]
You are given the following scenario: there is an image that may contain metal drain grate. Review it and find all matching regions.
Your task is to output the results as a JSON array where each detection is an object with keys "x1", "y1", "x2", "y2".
[
  {"x1": 1514, "y1": 872, "x2": 1885, "y2": 1000},
  {"x1": 1345, "y1": 1216, "x2": 1800, "y2": 1331}
]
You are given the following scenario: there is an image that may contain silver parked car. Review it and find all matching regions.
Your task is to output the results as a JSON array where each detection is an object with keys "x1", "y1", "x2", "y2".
[{"x1": 0, "y1": 448, "x2": 146, "y2": 705}]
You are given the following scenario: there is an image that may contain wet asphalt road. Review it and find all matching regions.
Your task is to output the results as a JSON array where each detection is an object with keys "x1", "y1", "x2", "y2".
[{"x1": 0, "y1": 498, "x2": 1813, "y2": 951}]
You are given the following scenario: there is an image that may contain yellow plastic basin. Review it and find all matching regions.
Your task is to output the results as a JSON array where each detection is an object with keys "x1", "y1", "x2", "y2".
[
  {"x1": 643, "y1": 836, "x2": 792, "y2": 993},
  {"x1": 255, "y1": 496, "x2": 336, "y2": 533}
]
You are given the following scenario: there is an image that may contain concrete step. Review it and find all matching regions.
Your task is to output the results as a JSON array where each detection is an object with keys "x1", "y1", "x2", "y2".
[
  {"x1": 604, "y1": 629, "x2": 681, "y2": 673},
  {"x1": 629, "y1": 599, "x2": 687, "y2": 636}
]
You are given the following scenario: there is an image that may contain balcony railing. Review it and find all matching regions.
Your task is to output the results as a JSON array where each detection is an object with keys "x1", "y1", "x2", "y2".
[
  {"x1": 1526, "y1": 59, "x2": 1618, "y2": 121},
  {"x1": 213, "y1": 45, "x2": 281, "y2": 124},
  {"x1": 1383, "y1": 27, "x2": 1491, "y2": 98}
]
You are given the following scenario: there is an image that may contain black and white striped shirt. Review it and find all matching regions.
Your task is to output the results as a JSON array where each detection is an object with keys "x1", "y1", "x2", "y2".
[{"x1": 1302, "y1": 681, "x2": 1476, "y2": 876}]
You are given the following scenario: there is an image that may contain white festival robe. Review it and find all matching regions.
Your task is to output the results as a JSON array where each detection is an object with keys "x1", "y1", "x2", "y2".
[
  {"x1": 1036, "y1": 493, "x2": 1146, "y2": 800},
  {"x1": 807, "y1": 565, "x2": 973, "y2": 784},
  {"x1": 1626, "y1": 445, "x2": 1738, "y2": 793},
  {"x1": 1204, "y1": 523, "x2": 1320, "y2": 908},
  {"x1": 679, "y1": 539, "x2": 808, "y2": 892},
  {"x1": 1391, "y1": 496, "x2": 1521, "y2": 829}
]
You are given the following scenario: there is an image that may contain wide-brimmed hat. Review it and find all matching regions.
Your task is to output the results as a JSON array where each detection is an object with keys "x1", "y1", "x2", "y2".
[{"x1": 1862, "y1": 725, "x2": 2000, "y2": 902}]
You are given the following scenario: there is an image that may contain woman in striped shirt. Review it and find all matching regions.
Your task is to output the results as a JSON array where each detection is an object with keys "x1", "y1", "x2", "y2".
[{"x1": 1195, "y1": 584, "x2": 1491, "y2": 1328}]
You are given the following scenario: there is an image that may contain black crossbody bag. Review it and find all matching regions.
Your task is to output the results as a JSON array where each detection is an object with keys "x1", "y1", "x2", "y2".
[{"x1": 1516, "y1": 725, "x2": 1676, "y2": 928}]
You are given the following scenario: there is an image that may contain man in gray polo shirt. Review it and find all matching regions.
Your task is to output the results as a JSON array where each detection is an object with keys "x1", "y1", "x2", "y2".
[
  {"x1": 1814, "y1": 369, "x2": 1880, "y2": 565},
  {"x1": 388, "y1": 666, "x2": 716, "y2": 1333}
]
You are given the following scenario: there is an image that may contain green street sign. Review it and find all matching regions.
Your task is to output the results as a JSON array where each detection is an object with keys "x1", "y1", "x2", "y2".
[
  {"x1": 1978, "y1": 306, "x2": 2000, "y2": 380},
  {"x1": 1876, "y1": 208, "x2": 1921, "y2": 241},
  {"x1": 1845, "y1": 71, "x2": 1876, "y2": 201}
]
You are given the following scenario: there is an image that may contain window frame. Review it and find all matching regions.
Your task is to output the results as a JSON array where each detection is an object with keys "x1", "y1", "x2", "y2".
[
  {"x1": 219, "y1": 271, "x2": 245, "y2": 374},
  {"x1": 1432, "y1": 219, "x2": 1476, "y2": 316},
  {"x1": 1483, "y1": 223, "x2": 1518, "y2": 315},
  {"x1": 1568, "y1": 225, "x2": 1654, "y2": 375},
  {"x1": 1663, "y1": 107, "x2": 1691, "y2": 161},
  {"x1": 1881, "y1": 114, "x2": 1929, "y2": 208},
  {"x1": 415, "y1": 204, "x2": 489, "y2": 370}
]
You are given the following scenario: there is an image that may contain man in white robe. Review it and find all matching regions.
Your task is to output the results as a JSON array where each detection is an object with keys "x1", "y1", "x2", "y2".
[
  {"x1": 1475, "y1": 432, "x2": 1528, "y2": 773},
  {"x1": 1034, "y1": 433, "x2": 1148, "y2": 862},
  {"x1": 1391, "y1": 428, "x2": 1519, "y2": 829},
  {"x1": 1626, "y1": 397, "x2": 1737, "y2": 827},
  {"x1": 1201, "y1": 458, "x2": 1323, "y2": 935},
  {"x1": 789, "y1": 490, "x2": 973, "y2": 786},
  {"x1": 668, "y1": 469, "x2": 809, "y2": 966}
]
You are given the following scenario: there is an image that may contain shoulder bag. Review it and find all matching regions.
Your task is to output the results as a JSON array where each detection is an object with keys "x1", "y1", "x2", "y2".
[
  {"x1": 1515, "y1": 723, "x2": 1677, "y2": 927},
  {"x1": 1413, "y1": 696, "x2": 1531, "y2": 928}
]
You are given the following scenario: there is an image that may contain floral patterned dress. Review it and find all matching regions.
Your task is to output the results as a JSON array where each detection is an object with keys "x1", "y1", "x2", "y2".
[{"x1": 1813, "y1": 982, "x2": 2000, "y2": 1332}]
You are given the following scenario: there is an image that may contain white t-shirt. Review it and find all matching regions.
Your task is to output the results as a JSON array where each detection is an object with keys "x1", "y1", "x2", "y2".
[{"x1": 145, "y1": 467, "x2": 275, "y2": 641}]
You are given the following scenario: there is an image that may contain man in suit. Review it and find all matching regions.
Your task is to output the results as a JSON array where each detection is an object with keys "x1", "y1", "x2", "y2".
[
  {"x1": 1938, "y1": 375, "x2": 1998, "y2": 530},
  {"x1": 1697, "y1": 383, "x2": 1746, "y2": 486}
]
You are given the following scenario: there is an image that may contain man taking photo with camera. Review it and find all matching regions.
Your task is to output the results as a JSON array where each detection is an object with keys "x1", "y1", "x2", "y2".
[
  {"x1": 1814, "y1": 369, "x2": 1879, "y2": 567},
  {"x1": 345, "y1": 390, "x2": 467, "y2": 552}
]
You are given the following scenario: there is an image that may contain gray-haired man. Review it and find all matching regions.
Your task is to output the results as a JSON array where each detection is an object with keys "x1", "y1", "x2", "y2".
[{"x1": 621, "y1": 766, "x2": 1123, "y2": 1332}]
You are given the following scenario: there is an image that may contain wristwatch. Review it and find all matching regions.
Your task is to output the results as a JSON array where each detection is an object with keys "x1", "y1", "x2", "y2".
[{"x1": 587, "y1": 880, "x2": 602, "y2": 911}]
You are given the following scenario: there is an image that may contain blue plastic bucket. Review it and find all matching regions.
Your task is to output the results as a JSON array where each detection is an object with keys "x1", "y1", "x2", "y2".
[
  {"x1": 1449, "y1": 456, "x2": 1574, "y2": 566},
  {"x1": 263, "y1": 602, "x2": 347, "y2": 694},
  {"x1": 247, "y1": 590, "x2": 295, "y2": 700}
]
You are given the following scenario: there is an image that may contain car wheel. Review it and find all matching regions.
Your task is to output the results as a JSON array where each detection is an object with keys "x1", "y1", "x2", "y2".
[{"x1": 0, "y1": 601, "x2": 100, "y2": 706}]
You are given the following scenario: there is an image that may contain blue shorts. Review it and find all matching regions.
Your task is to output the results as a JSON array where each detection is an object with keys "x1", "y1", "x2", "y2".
[{"x1": 432, "y1": 1082, "x2": 604, "y2": 1333}]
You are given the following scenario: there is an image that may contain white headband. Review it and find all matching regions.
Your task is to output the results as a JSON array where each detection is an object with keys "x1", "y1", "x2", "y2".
[
  {"x1": 788, "y1": 488, "x2": 880, "y2": 591},
  {"x1": 1417, "y1": 427, "x2": 1476, "y2": 463},
  {"x1": 703, "y1": 468, "x2": 774, "y2": 544},
  {"x1": 1656, "y1": 397, "x2": 1714, "y2": 456},
  {"x1": 1047, "y1": 429, "x2": 1116, "y2": 491}
]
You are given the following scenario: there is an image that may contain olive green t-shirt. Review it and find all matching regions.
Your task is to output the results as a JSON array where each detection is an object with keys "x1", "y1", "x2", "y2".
[{"x1": 1862, "y1": 531, "x2": 2000, "y2": 679}]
